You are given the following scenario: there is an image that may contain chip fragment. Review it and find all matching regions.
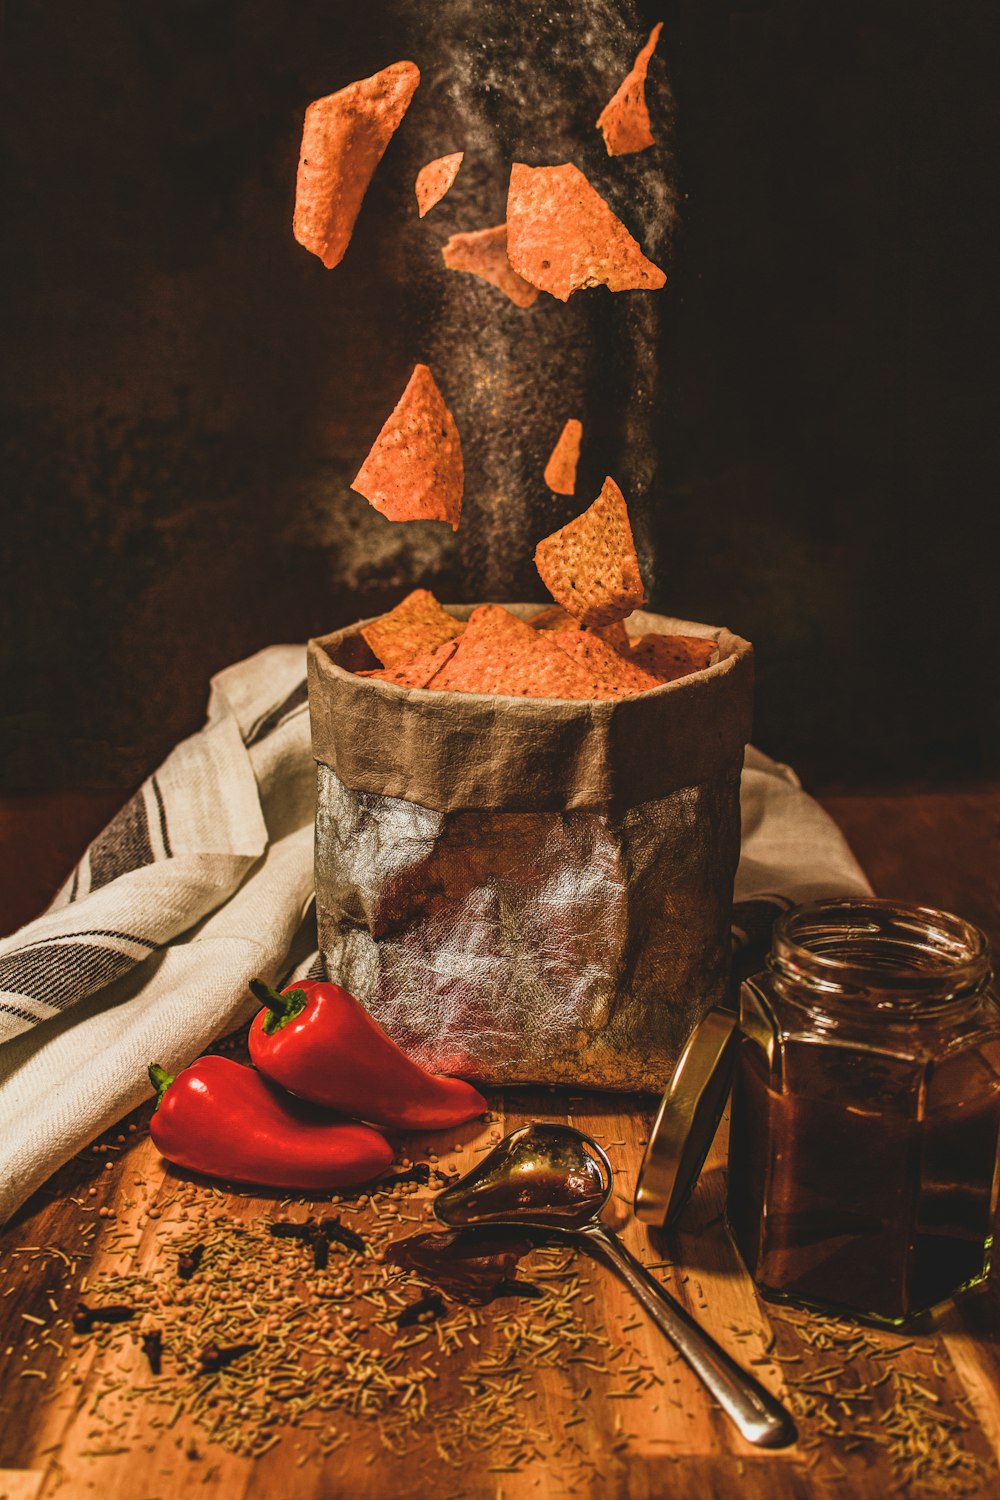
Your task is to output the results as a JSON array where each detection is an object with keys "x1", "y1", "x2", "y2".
[
  {"x1": 441, "y1": 224, "x2": 539, "y2": 308},
  {"x1": 415, "y1": 151, "x2": 464, "y2": 217},
  {"x1": 294, "y1": 61, "x2": 420, "y2": 269},
  {"x1": 543, "y1": 419, "x2": 583, "y2": 495},
  {"x1": 596, "y1": 22, "x2": 663, "y2": 157},
  {"x1": 358, "y1": 638, "x2": 458, "y2": 688},
  {"x1": 534, "y1": 476, "x2": 645, "y2": 628},
  {"x1": 506, "y1": 162, "x2": 665, "y2": 301},
  {"x1": 550, "y1": 629, "x2": 661, "y2": 698},
  {"x1": 430, "y1": 605, "x2": 595, "y2": 698},
  {"x1": 630, "y1": 633, "x2": 717, "y2": 682},
  {"x1": 352, "y1": 364, "x2": 464, "y2": 530},
  {"x1": 360, "y1": 588, "x2": 464, "y2": 668}
]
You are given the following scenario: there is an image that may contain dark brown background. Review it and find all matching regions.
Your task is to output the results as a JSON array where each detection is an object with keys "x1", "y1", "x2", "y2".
[{"x1": 2, "y1": 0, "x2": 996, "y2": 794}]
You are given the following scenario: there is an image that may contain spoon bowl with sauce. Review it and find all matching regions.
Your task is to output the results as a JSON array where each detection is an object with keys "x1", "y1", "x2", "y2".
[{"x1": 435, "y1": 1122, "x2": 795, "y2": 1449}]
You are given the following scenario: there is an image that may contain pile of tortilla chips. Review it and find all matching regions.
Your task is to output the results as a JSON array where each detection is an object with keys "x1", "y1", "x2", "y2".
[
  {"x1": 351, "y1": 475, "x2": 717, "y2": 701},
  {"x1": 354, "y1": 590, "x2": 716, "y2": 702}
]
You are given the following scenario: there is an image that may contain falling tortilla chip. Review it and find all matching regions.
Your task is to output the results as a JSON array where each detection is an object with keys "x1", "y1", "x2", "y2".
[
  {"x1": 441, "y1": 224, "x2": 539, "y2": 308},
  {"x1": 550, "y1": 629, "x2": 661, "y2": 698},
  {"x1": 506, "y1": 162, "x2": 665, "y2": 301},
  {"x1": 360, "y1": 587, "x2": 464, "y2": 668},
  {"x1": 358, "y1": 638, "x2": 458, "y2": 688},
  {"x1": 631, "y1": 633, "x2": 717, "y2": 682},
  {"x1": 430, "y1": 605, "x2": 594, "y2": 698},
  {"x1": 294, "y1": 60, "x2": 420, "y2": 269},
  {"x1": 544, "y1": 419, "x2": 583, "y2": 495},
  {"x1": 415, "y1": 151, "x2": 464, "y2": 217},
  {"x1": 534, "y1": 476, "x2": 645, "y2": 628},
  {"x1": 352, "y1": 364, "x2": 464, "y2": 530},
  {"x1": 596, "y1": 22, "x2": 663, "y2": 156}
]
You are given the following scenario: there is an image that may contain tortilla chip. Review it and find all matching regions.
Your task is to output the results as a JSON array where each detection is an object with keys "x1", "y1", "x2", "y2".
[
  {"x1": 528, "y1": 604, "x2": 577, "y2": 631},
  {"x1": 595, "y1": 619, "x2": 631, "y2": 654},
  {"x1": 294, "y1": 61, "x2": 420, "y2": 269},
  {"x1": 506, "y1": 162, "x2": 665, "y2": 301},
  {"x1": 415, "y1": 151, "x2": 463, "y2": 217},
  {"x1": 351, "y1": 364, "x2": 464, "y2": 530},
  {"x1": 631, "y1": 633, "x2": 717, "y2": 682},
  {"x1": 534, "y1": 476, "x2": 645, "y2": 628},
  {"x1": 550, "y1": 629, "x2": 661, "y2": 698},
  {"x1": 441, "y1": 224, "x2": 539, "y2": 308},
  {"x1": 596, "y1": 22, "x2": 663, "y2": 156},
  {"x1": 531, "y1": 605, "x2": 631, "y2": 654},
  {"x1": 358, "y1": 638, "x2": 458, "y2": 688},
  {"x1": 360, "y1": 587, "x2": 464, "y2": 668},
  {"x1": 544, "y1": 419, "x2": 583, "y2": 495},
  {"x1": 430, "y1": 604, "x2": 594, "y2": 698}
]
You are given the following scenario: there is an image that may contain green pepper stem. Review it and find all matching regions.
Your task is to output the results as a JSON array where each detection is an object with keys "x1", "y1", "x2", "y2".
[
  {"x1": 249, "y1": 978, "x2": 308, "y2": 1035},
  {"x1": 148, "y1": 1063, "x2": 175, "y2": 1108},
  {"x1": 249, "y1": 979, "x2": 290, "y2": 1012}
]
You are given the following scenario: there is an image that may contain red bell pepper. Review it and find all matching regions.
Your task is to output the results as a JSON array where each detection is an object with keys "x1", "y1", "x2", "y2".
[
  {"x1": 247, "y1": 979, "x2": 488, "y2": 1131},
  {"x1": 147, "y1": 1056, "x2": 393, "y2": 1190}
]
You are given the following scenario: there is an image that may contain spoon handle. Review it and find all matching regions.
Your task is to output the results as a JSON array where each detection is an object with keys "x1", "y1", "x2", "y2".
[{"x1": 578, "y1": 1222, "x2": 796, "y2": 1449}]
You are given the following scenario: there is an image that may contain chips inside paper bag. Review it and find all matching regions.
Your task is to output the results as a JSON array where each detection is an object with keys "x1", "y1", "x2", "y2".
[
  {"x1": 294, "y1": 61, "x2": 419, "y2": 269},
  {"x1": 415, "y1": 151, "x2": 463, "y2": 217},
  {"x1": 534, "y1": 476, "x2": 645, "y2": 628},
  {"x1": 430, "y1": 605, "x2": 595, "y2": 698},
  {"x1": 361, "y1": 587, "x2": 465, "y2": 668},
  {"x1": 352, "y1": 364, "x2": 464, "y2": 530},
  {"x1": 507, "y1": 163, "x2": 665, "y2": 301},
  {"x1": 441, "y1": 224, "x2": 539, "y2": 308},
  {"x1": 550, "y1": 629, "x2": 661, "y2": 698},
  {"x1": 596, "y1": 23, "x2": 663, "y2": 157}
]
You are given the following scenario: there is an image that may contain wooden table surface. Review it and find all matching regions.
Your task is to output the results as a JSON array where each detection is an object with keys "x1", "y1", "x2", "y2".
[{"x1": 0, "y1": 783, "x2": 998, "y2": 1500}]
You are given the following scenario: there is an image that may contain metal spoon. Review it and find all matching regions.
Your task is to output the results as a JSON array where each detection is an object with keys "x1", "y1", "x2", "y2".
[{"x1": 434, "y1": 1122, "x2": 795, "y2": 1449}]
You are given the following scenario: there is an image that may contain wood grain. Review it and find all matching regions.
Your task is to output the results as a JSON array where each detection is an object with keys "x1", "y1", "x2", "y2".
[{"x1": 0, "y1": 785, "x2": 998, "y2": 1497}]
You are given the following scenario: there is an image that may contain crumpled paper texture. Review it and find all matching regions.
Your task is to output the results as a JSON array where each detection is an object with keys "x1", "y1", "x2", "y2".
[
  {"x1": 316, "y1": 763, "x2": 741, "y2": 1091},
  {"x1": 311, "y1": 606, "x2": 752, "y2": 1092}
]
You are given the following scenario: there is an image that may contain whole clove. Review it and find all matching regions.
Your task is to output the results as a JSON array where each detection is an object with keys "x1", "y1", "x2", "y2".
[
  {"x1": 198, "y1": 1340, "x2": 255, "y2": 1373},
  {"x1": 269, "y1": 1219, "x2": 314, "y2": 1243},
  {"x1": 178, "y1": 1244, "x2": 204, "y2": 1280},
  {"x1": 141, "y1": 1328, "x2": 163, "y2": 1374},
  {"x1": 269, "y1": 1215, "x2": 366, "y2": 1268},
  {"x1": 72, "y1": 1301, "x2": 135, "y2": 1334},
  {"x1": 396, "y1": 1290, "x2": 446, "y2": 1329},
  {"x1": 318, "y1": 1216, "x2": 366, "y2": 1254}
]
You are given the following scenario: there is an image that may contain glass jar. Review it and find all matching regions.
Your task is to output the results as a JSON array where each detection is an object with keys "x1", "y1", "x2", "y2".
[{"x1": 727, "y1": 899, "x2": 1000, "y2": 1325}]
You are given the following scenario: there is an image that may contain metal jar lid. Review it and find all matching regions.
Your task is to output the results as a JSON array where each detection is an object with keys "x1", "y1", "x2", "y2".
[{"x1": 634, "y1": 1005, "x2": 740, "y2": 1227}]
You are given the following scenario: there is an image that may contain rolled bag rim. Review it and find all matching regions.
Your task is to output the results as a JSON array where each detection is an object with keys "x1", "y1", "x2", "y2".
[{"x1": 308, "y1": 604, "x2": 754, "y2": 815}]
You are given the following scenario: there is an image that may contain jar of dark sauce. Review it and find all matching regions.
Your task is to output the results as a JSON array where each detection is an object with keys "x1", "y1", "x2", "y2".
[{"x1": 727, "y1": 899, "x2": 1000, "y2": 1325}]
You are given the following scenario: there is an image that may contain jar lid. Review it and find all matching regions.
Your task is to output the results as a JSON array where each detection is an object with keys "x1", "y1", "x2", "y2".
[{"x1": 633, "y1": 1005, "x2": 740, "y2": 1227}]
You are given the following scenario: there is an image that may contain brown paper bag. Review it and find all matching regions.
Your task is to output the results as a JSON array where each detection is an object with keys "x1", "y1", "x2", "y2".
[{"x1": 308, "y1": 606, "x2": 753, "y2": 1092}]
